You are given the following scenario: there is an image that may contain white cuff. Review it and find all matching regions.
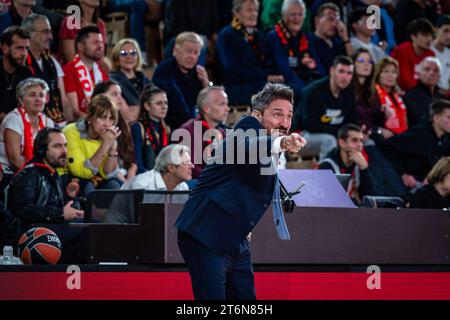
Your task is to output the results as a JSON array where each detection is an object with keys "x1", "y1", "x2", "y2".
[{"x1": 272, "y1": 136, "x2": 287, "y2": 154}]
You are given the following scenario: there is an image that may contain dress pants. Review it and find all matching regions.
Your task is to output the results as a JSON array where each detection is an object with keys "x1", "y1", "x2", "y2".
[{"x1": 177, "y1": 230, "x2": 256, "y2": 300}]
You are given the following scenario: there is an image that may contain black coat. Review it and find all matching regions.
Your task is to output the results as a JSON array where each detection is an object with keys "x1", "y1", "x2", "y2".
[{"x1": 10, "y1": 161, "x2": 65, "y2": 229}]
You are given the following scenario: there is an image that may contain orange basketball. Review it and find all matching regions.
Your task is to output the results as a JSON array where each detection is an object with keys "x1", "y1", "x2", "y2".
[{"x1": 18, "y1": 227, "x2": 62, "y2": 264}]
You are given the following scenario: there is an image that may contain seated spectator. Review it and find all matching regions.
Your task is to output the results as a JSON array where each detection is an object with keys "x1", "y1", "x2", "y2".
[
  {"x1": 292, "y1": 55, "x2": 357, "y2": 159},
  {"x1": 394, "y1": 0, "x2": 439, "y2": 43},
  {"x1": 352, "y1": 48, "x2": 374, "y2": 131},
  {"x1": 125, "y1": 144, "x2": 193, "y2": 190},
  {"x1": 58, "y1": 0, "x2": 106, "y2": 66},
  {"x1": 63, "y1": 94, "x2": 122, "y2": 197},
  {"x1": 0, "y1": 78, "x2": 54, "y2": 194},
  {"x1": 319, "y1": 124, "x2": 373, "y2": 204},
  {"x1": 109, "y1": 38, "x2": 151, "y2": 123},
  {"x1": 9, "y1": 128, "x2": 85, "y2": 263},
  {"x1": 404, "y1": 57, "x2": 444, "y2": 127},
  {"x1": 0, "y1": 1, "x2": 64, "y2": 55},
  {"x1": 152, "y1": 32, "x2": 209, "y2": 129},
  {"x1": 431, "y1": 14, "x2": 450, "y2": 96},
  {"x1": 0, "y1": 26, "x2": 32, "y2": 122},
  {"x1": 381, "y1": 99, "x2": 450, "y2": 191},
  {"x1": 92, "y1": 80, "x2": 138, "y2": 184},
  {"x1": 0, "y1": 0, "x2": 33, "y2": 33},
  {"x1": 307, "y1": 2, "x2": 353, "y2": 73},
  {"x1": 409, "y1": 157, "x2": 450, "y2": 209},
  {"x1": 131, "y1": 85, "x2": 171, "y2": 174},
  {"x1": 107, "y1": 144, "x2": 193, "y2": 224},
  {"x1": 391, "y1": 18, "x2": 435, "y2": 91},
  {"x1": 63, "y1": 26, "x2": 108, "y2": 120},
  {"x1": 349, "y1": 7, "x2": 386, "y2": 64},
  {"x1": 21, "y1": 13, "x2": 68, "y2": 126},
  {"x1": 363, "y1": 57, "x2": 408, "y2": 143},
  {"x1": 216, "y1": 0, "x2": 284, "y2": 106},
  {"x1": 265, "y1": 0, "x2": 324, "y2": 92},
  {"x1": 179, "y1": 86, "x2": 229, "y2": 178},
  {"x1": 107, "y1": 0, "x2": 149, "y2": 61},
  {"x1": 353, "y1": 0, "x2": 396, "y2": 54}
]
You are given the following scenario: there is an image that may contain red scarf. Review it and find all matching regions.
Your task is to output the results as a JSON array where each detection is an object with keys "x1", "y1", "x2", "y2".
[
  {"x1": 18, "y1": 107, "x2": 45, "y2": 162},
  {"x1": 231, "y1": 17, "x2": 262, "y2": 62},
  {"x1": 375, "y1": 84, "x2": 408, "y2": 134},
  {"x1": 145, "y1": 120, "x2": 169, "y2": 152},
  {"x1": 14, "y1": 161, "x2": 55, "y2": 178},
  {"x1": 274, "y1": 20, "x2": 309, "y2": 57}
]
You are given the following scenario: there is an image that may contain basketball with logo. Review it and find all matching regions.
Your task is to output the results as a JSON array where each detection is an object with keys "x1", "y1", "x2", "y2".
[{"x1": 18, "y1": 227, "x2": 62, "y2": 264}]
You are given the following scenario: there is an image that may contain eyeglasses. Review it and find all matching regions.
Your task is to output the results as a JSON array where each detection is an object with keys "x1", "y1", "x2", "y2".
[
  {"x1": 119, "y1": 49, "x2": 138, "y2": 57},
  {"x1": 356, "y1": 57, "x2": 374, "y2": 64}
]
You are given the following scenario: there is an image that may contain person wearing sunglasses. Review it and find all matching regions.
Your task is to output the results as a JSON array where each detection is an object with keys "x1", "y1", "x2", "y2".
[{"x1": 110, "y1": 38, "x2": 151, "y2": 123}]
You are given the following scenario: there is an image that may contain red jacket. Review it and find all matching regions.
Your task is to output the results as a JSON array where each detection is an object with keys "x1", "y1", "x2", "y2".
[{"x1": 390, "y1": 41, "x2": 434, "y2": 91}]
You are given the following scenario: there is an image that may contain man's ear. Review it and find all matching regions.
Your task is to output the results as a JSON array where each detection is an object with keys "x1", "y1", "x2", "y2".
[
  {"x1": 338, "y1": 138, "x2": 346, "y2": 149},
  {"x1": 1, "y1": 44, "x2": 8, "y2": 55},
  {"x1": 166, "y1": 164, "x2": 175, "y2": 174}
]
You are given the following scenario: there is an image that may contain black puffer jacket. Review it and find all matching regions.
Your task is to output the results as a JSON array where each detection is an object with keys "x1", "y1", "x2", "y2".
[{"x1": 10, "y1": 160, "x2": 65, "y2": 227}]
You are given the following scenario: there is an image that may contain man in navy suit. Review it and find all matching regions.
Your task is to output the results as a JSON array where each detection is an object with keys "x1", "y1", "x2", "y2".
[{"x1": 175, "y1": 83, "x2": 307, "y2": 300}]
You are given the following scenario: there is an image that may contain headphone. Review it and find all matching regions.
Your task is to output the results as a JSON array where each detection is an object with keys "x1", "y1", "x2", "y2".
[{"x1": 33, "y1": 127, "x2": 62, "y2": 159}]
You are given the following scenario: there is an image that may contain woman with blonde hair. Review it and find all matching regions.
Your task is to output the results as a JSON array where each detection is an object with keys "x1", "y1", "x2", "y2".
[
  {"x1": 410, "y1": 157, "x2": 450, "y2": 209},
  {"x1": 109, "y1": 38, "x2": 152, "y2": 122},
  {"x1": 63, "y1": 94, "x2": 122, "y2": 196}
]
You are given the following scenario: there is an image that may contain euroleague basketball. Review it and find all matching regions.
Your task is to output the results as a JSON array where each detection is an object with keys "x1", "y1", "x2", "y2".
[{"x1": 18, "y1": 227, "x2": 62, "y2": 264}]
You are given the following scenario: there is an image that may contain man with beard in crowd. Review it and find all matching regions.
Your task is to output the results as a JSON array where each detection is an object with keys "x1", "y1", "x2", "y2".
[
  {"x1": 0, "y1": 25, "x2": 31, "y2": 122},
  {"x1": 10, "y1": 127, "x2": 85, "y2": 263}
]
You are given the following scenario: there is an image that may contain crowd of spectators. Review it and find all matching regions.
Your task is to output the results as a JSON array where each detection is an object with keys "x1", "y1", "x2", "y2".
[{"x1": 0, "y1": 0, "x2": 449, "y2": 258}]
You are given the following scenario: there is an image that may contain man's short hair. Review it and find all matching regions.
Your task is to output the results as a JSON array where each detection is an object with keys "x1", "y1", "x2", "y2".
[
  {"x1": 436, "y1": 14, "x2": 450, "y2": 28},
  {"x1": 21, "y1": 13, "x2": 50, "y2": 34},
  {"x1": 16, "y1": 78, "x2": 49, "y2": 102},
  {"x1": 33, "y1": 127, "x2": 64, "y2": 159},
  {"x1": 197, "y1": 86, "x2": 226, "y2": 113},
  {"x1": 281, "y1": 0, "x2": 306, "y2": 19},
  {"x1": 407, "y1": 18, "x2": 434, "y2": 37},
  {"x1": 349, "y1": 7, "x2": 369, "y2": 32},
  {"x1": 417, "y1": 56, "x2": 442, "y2": 74},
  {"x1": 251, "y1": 83, "x2": 293, "y2": 113},
  {"x1": 175, "y1": 31, "x2": 203, "y2": 48},
  {"x1": 154, "y1": 144, "x2": 191, "y2": 174},
  {"x1": 75, "y1": 25, "x2": 101, "y2": 48},
  {"x1": 232, "y1": 0, "x2": 259, "y2": 14},
  {"x1": 332, "y1": 55, "x2": 353, "y2": 68},
  {"x1": 0, "y1": 26, "x2": 30, "y2": 46},
  {"x1": 337, "y1": 123, "x2": 362, "y2": 140},
  {"x1": 430, "y1": 99, "x2": 450, "y2": 118},
  {"x1": 316, "y1": 2, "x2": 339, "y2": 17}
]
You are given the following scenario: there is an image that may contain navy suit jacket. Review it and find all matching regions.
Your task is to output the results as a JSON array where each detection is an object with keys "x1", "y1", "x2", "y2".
[{"x1": 175, "y1": 116, "x2": 277, "y2": 254}]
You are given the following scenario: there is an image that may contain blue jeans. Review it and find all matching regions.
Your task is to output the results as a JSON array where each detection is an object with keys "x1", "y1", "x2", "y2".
[
  {"x1": 109, "y1": 0, "x2": 148, "y2": 52},
  {"x1": 81, "y1": 177, "x2": 122, "y2": 198}
]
